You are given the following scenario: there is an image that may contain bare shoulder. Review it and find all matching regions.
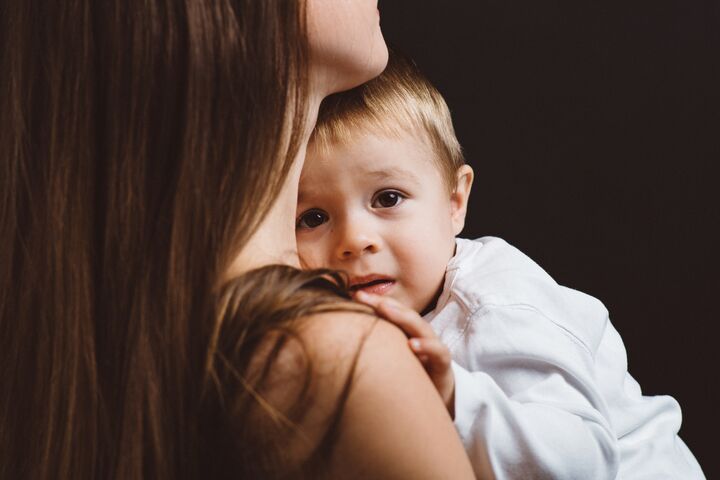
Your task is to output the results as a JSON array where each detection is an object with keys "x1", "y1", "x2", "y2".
[
  {"x1": 242, "y1": 310, "x2": 387, "y2": 459},
  {"x1": 296, "y1": 309, "x2": 404, "y2": 366},
  {"x1": 273, "y1": 310, "x2": 402, "y2": 418},
  {"x1": 297, "y1": 311, "x2": 477, "y2": 479},
  {"x1": 247, "y1": 309, "x2": 476, "y2": 478}
]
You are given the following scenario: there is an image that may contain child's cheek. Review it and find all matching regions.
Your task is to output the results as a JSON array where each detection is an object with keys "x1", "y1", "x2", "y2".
[{"x1": 297, "y1": 241, "x2": 327, "y2": 270}]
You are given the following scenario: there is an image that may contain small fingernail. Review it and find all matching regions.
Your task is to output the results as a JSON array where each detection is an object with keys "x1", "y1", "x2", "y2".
[{"x1": 410, "y1": 339, "x2": 422, "y2": 351}]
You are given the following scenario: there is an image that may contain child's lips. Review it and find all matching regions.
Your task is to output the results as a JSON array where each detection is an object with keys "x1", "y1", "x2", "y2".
[{"x1": 349, "y1": 276, "x2": 396, "y2": 295}]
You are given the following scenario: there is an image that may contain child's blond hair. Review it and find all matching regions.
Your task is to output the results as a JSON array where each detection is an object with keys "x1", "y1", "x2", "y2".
[{"x1": 310, "y1": 52, "x2": 465, "y2": 192}]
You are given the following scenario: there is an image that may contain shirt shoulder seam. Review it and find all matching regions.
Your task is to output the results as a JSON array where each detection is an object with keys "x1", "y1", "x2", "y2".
[{"x1": 467, "y1": 302, "x2": 597, "y2": 358}]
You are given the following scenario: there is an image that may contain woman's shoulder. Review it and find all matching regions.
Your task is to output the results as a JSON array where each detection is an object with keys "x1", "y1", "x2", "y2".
[
  {"x1": 215, "y1": 265, "x2": 475, "y2": 478},
  {"x1": 252, "y1": 310, "x2": 406, "y2": 431},
  {"x1": 262, "y1": 310, "x2": 476, "y2": 478},
  {"x1": 296, "y1": 309, "x2": 406, "y2": 366}
]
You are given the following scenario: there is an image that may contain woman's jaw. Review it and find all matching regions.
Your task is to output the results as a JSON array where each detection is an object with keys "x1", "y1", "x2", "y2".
[{"x1": 306, "y1": 0, "x2": 388, "y2": 96}]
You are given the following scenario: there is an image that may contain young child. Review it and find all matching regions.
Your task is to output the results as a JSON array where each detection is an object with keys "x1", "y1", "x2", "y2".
[{"x1": 296, "y1": 54, "x2": 705, "y2": 479}]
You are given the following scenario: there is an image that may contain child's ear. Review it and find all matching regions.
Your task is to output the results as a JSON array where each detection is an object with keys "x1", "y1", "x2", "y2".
[{"x1": 450, "y1": 165, "x2": 474, "y2": 236}]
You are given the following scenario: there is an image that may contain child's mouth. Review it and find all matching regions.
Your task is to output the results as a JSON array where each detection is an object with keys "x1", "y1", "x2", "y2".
[{"x1": 349, "y1": 276, "x2": 396, "y2": 295}]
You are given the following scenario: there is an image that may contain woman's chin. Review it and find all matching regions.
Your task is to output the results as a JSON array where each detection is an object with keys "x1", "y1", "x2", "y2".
[{"x1": 326, "y1": 45, "x2": 389, "y2": 94}]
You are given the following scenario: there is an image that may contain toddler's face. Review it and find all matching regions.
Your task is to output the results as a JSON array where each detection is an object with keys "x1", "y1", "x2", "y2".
[{"x1": 296, "y1": 132, "x2": 459, "y2": 313}]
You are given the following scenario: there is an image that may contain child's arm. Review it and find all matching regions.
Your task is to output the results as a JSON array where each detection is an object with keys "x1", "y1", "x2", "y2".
[
  {"x1": 441, "y1": 306, "x2": 620, "y2": 479},
  {"x1": 357, "y1": 292, "x2": 621, "y2": 480}
]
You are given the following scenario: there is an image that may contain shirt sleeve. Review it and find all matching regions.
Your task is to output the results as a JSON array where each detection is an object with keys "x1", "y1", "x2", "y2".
[{"x1": 451, "y1": 304, "x2": 620, "y2": 480}]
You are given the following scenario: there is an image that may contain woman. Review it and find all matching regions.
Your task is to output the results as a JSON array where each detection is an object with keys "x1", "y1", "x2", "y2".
[{"x1": 0, "y1": 1, "x2": 475, "y2": 478}]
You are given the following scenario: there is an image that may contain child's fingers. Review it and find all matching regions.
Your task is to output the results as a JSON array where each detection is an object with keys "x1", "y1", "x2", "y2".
[
  {"x1": 353, "y1": 289, "x2": 396, "y2": 310},
  {"x1": 355, "y1": 291, "x2": 435, "y2": 339},
  {"x1": 409, "y1": 338, "x2": 452, "y2": 373}
]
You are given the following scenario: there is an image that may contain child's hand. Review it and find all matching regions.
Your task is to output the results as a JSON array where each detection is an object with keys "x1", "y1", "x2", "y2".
[{"x1": 354, "y1": 291, "x2": 455, "y2": 416}]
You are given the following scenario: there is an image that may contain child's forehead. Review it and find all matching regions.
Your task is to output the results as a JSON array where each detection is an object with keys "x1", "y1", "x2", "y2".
[
  {"x1": 300, "y1": 128, "x2": 448, "y2": 198},
  {"x1": 311, "y1": 124, "x2": 434, "y2": 163},
  {"x1": 308, "y1": 134, "x2": 438, "y2": 189}
]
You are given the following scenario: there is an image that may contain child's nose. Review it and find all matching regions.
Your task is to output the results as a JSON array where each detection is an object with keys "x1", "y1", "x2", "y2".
[{"x1": 335, "y1": 220, "x2": 380, "y2": 260}]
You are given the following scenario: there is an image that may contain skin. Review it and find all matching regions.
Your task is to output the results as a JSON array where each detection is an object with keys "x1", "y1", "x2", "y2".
[
  {"x1": 228, "y1": 0, "x2": 388, "y2": 275},
  {"x1": 296, "y1": 131, "x2": 474, "y2": 409},
  {"x1": 306, "y1": 0, "x2": 389, "y2": 94},
  {"x1": 228, "y1": 2, "x2": 478, "y2": 478},
  {"x1": 297, "y1": 131, "x2": 473, "y2": 314}
]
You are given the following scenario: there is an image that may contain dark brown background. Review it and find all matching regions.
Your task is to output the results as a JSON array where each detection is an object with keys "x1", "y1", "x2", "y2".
[{"x1": 380, "y1": 1, "x2": 718, "y2": 476}]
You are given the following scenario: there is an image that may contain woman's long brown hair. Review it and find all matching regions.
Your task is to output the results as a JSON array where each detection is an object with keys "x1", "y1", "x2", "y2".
[{"x1": 0, "y1": 1, "x2": 348, "y2": 478}]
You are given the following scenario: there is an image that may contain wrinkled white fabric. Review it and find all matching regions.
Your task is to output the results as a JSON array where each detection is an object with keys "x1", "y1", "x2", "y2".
[{"x1": 425, "y1": 237, "x2": 705, "y2": 479}]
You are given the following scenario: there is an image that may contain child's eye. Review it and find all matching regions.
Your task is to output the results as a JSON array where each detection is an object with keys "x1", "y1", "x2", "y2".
[
  {"x1": 296, "y1": 209, "x2": 328, "y2": 230},
  {"x1": 371, "y1": 190, "x2": 405, "y2": 209}
]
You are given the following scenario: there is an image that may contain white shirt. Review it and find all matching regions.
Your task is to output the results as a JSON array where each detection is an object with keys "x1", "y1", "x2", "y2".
[{"x1": 425, "y1": 237, "x2": 704, "y2": 479}]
